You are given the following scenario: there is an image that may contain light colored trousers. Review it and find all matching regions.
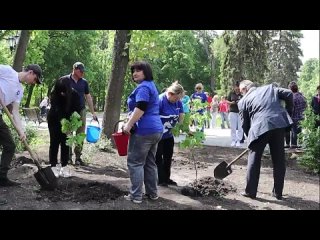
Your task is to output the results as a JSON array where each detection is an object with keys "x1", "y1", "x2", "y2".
[
  {"x1": 229, "y1": 112, "x2": 243, "y2": 142},
  {"x1": 210, "y1": 112, "x2": 218, "y2": 128}
]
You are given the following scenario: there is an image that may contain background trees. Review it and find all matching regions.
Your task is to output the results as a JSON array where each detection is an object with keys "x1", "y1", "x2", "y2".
[{"x1": 0, "y1": 29, "x2": 317, "y2": 120}]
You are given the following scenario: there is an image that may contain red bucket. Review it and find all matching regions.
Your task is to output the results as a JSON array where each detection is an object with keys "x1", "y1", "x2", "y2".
[{"x1": 112, "y1": 120, "x2": 130, "y2": 156}]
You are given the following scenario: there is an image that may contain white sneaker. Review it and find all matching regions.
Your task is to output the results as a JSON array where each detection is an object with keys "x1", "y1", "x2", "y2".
[
  {"x1": 59, "y1": 166, "x2": 72, "y2": 178},
  {"x1": 51, "y1": 167, "x2": 60, "y2": 178},
  {"x1": 231, "y1": 141, "x2": 236, "y2": 147},
  {"x1": 124, "y1": 194, "x2": 142, "y2": 204},
  {"x1": 236, "y1": 142, "x2": 241, "y2": 147}
]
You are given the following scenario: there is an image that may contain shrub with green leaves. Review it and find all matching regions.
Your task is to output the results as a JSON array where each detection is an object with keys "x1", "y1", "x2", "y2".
[
  {"x1": 2, "y1": 116, "x2": 38, "y2": 152},
  {"x1": 172, "y1": 99, "x2": 210, "y2": 181},
  {"x1": 298, "y1": 107, "x2": 320, "y2": 174},
  {"x1": 61, "y1": 112, "x2": 86, "y2": 148}
]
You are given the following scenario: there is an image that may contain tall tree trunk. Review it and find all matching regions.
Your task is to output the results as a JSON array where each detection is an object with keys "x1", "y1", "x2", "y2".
[
  {"x1": 102, "y1": 30, "x2": 132, "y2": 139},
  {"x1": 24, "y1": 85, "x2": 34, "y2": 108},
  {"x1": 12, "y1": 30, "x2": 31, "y2": 71},
  {"x1": 210, "y1": 53, "x2": 215, "y2": 93},
  {"x1": 11, "y1": 30, "x2": 33, "y2": 107}
]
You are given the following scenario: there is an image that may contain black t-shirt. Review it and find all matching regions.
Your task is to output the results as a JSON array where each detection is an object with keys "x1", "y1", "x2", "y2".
[{"x1": 227, "y1": 91, "x2": 242, "y2": 113}]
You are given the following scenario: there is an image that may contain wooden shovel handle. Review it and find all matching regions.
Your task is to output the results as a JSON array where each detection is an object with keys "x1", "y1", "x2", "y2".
[
  {"x1": 0, "y1": 100, "x2": 41, "y2": 169},
  {"x1": 227, "y1": 148, "x2": 249, "y2": 168}
]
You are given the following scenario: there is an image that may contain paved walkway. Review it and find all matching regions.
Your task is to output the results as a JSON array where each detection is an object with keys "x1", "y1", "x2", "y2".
[
  {"x1": 174, "y1": 127, "x2": 247, "y2": 149},
  {"x1": 22, "y1": 113, "x2": 243, "y2": 148}
]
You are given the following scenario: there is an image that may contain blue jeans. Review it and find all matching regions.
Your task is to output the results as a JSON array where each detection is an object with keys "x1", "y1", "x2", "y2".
[{"x1": 127, "y1": 132, "x2": 162, "y2": 201}]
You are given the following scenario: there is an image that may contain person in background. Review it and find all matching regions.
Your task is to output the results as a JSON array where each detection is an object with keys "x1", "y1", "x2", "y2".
[
  {"x1": 122, "y1": 61, "x2": 163, "y2": 204},
  {"x1": 218, "y1": 96, "x2": 230, "y2": 129},
  {"x1": 181, "y1": 91, "x2": 190, "y2": 115},
  {"x1": 0, "y1": 64, "x2": 42, "y2": 188},
  {"x1": 311, "y1": 85, "x2": 320, "y2": 128},
  {"x1": 156, "y1": 81, "x2": 184, "y2": 186},
  {"x1": 66, "y1": 62, "x2": 97, "y2": 166},
  {"x1": 227, "y1": 81, "x2": 243, "y2": 147},
  {"x1": 47, "y1": 77, "x2": 81, "y2": 178},
  {"x1": 210, "y1": 95, "x2": 219, "y2": 128},
  {"x1": 39, "y1": 96, "x2": 49, "y2": 118},
  {"x1": 288, "y1": 81, "x2": 307, "y2": 148},
  {"x1": 190, "y1": 83, "x2": 207, "y2": 131},
  {"x1": 205, "y1": 92, "x2": 212, "y2": 128},
  {"x1": 238, "y1": 80, "x2": 293, "y2": 200}
]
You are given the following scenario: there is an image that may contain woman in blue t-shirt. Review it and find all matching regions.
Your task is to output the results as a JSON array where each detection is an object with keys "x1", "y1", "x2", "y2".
[
  {"x1": 156, "y1": 81, "x2": 184, "y2": 186},
  {"x1": 122, "y1": 61, "x2": 163, "y2": 204}
]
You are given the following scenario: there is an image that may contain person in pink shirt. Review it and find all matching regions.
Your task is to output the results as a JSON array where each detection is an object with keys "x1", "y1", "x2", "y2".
[{"x1": 219, "y1": 96, "x2": 230, "y2": 129}]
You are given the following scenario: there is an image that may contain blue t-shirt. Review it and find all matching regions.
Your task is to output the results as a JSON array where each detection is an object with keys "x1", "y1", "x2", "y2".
[
  {"x1": 127, "y1": 80, "x2": 163, "y2": 135},
  {"x1": 159, "y1": 93, "x2": 184, "y2": 139},
  {"x1": 181, "y1": 95, "x2": 190, "y2": 113},
  {"x1": 191, "y1": 92, "x2": 207, "y2": 114},
  {"x1": 68, "y1": 74, "x2": 89, "y2": 109}
]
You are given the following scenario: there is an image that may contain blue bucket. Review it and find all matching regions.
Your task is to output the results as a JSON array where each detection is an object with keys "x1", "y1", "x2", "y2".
[{"x1": 86, "y1": 125, "x2": 101, "y2": 143}]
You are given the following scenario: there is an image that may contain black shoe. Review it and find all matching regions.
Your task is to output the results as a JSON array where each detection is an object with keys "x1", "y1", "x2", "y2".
[
  {"x1": 284, "y1": 145, "x2": 290, "y2": 148},
  {"x1": 145, "y1": 194, "x2": 159, "y2": 200},
  {"x1": 158, "y1": 182, "x2": 168, "y2": 187},
  {"x1": 75, "y1": 158, "x2": 88, "y2": 166},
  {"x1": 272, "y1": 192, "x2": 283, "y2": 200},
  {"x1": 0, "y1": 178, "x2": 21, "y2": 187},
  {"x1": 167, "y1": 179, "x2": 178, "y2": 186},
  {"x1": 0, "y1": 198, "x2": 7, "y2": 205},
  {"x1": 241, "y1": 192, "x2": 256, "y2": 199}
]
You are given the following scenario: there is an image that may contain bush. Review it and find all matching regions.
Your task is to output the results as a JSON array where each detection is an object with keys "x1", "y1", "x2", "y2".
[
  {"x1": 2, "y1": 116, "x2": 38, "y2": 152},
  {"x1": 298, "y1": 107, "x2": 320, "y2": 174}
]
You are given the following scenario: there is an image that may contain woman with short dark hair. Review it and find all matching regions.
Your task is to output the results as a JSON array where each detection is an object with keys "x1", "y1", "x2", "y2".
[{"x1": 123, "y1": 61, "x2": 163, "y2": 204}]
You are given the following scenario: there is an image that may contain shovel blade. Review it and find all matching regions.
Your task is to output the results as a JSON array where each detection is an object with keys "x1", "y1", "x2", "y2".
[
  {"x1": 214, "y1": 161, "x2": 233, "y2": 180},
  {"x1": 34, "y1": 166, "x2": 58, "y2": 191}
]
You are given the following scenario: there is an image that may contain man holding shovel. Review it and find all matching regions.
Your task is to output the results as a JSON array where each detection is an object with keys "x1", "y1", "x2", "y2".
[
  {"x1": 238, "y1": 80, "x2": 293, "y2": 200},
  {"x1": 0, "y1": 64, "x2": 42, "y2": 190}
]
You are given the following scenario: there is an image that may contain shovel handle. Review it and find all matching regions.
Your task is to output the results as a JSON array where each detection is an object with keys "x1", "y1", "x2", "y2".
[
  {"x1": 227, "y1": 148, "x2": 249, "y2": 168},
  {"x1": 0, "y1": 100, "x2": 42, "y2": 169},
  {"x1": 113, "y1": 120, "x2": 125, "y2": 133}
]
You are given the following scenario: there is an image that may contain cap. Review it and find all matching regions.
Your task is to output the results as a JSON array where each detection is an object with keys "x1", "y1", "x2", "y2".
[
  {"x1": 25, "y1": 64, "x2": 43, "y2": 84},
  {"x1": 73, "y1": 62, "x2": 85, "y2": 72}
]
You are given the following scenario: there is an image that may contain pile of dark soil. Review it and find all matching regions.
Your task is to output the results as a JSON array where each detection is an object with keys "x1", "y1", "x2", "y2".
[
  {"x1": 36, "y1": 179, "x2": 125, "y2": 203},
  {"x1": 181, "y1": 176, "x2": 237, "y2": 197},
  {"x1": 173, "y1": 158, "x2": 208, "y2": 170}
]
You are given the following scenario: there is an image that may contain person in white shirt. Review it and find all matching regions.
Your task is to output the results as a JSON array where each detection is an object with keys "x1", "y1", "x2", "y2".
[
  {"x1": 0, "y1": 64, "x2": 42, "y2": 190},
  {"x1": 39, "y1": 96, "x2": 49, "y2": 117}
]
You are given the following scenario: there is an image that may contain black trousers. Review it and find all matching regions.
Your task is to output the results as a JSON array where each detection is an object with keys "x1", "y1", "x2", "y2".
[
  {"x1": 246, "y1": 128, "x2": 286, "y2": 197},
  {"x1": 155, "y1": 136, "x2": 174, "y2": 183},
  {"x1": 48, "y1": 118, "x2": 69, "y2": 167},
  {"x1": 0, "y1": 115, "x2": 15, "y2": 179}
]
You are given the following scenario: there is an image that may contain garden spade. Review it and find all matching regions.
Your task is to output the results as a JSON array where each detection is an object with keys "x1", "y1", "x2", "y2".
[
  {"x1": 214, "y1": 149, "x2": 249, "y2": 180},
  {"x1": 0, "y1": 101, "x2": 58, "y2": 190}
]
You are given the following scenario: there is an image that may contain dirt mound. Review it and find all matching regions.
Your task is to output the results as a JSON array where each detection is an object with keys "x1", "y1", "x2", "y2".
[
  {"x1": 181, "y1": 176, "x2": 237, "y2": 197},
  {"x1": 173, "y1": 158, "x2": 208, "y2": 170},
  {"x1": 36, "y1": 179, "x2": 125, "y2": 203}
]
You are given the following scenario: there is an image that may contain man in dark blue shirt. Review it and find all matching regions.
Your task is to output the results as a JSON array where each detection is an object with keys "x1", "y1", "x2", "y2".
[{"x1": 67, "y1": 62, "x2": 97, "y2": 166}]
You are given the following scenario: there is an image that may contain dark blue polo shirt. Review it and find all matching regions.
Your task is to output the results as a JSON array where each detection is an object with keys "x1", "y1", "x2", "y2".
[{"x1": 68, "y1": 74, "x2": 90, "y2": 109}]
